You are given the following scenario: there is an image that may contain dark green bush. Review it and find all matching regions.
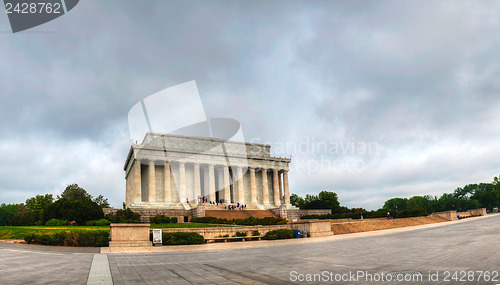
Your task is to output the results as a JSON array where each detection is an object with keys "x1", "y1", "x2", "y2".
[
  {"x1": 23, "y1": 231, "x2": 109, "y2": 247},
  {"x1": 86, "y1": 219, "x2": 111, "y2": 226},
  {"x1": 152, "y1": 232, "x2": 204, "y2": 245},
  {"x1": 170, "y1": 217, "x2": 178, "y2": 224},
  {"x1": 150, "y1": 215, "x2": 171, "y2": 224},
  {"x1": 24, "y1": 233, "x2": 36, "y2": 244},
  {"x1": 264, "y1": 229, "x2": 294, "y2": 240},
  {"x1": 106, "y1": 208, "x2": 141, "y2": 223},
  {"x1": 235, "y1": 231, "x2": 247, "y2": 237},
  {"x1": 252, "y1": 231, "x2": 260, "y2": 236},
  {"x1": 190, "y1": 216, "x2": 287, "y2": 226},
  {"x1": 45, "y1": 219, "x2": 68, "y2": 226}
]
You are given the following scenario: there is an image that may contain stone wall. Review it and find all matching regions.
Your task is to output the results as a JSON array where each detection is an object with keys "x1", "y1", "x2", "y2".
[
  {"x1": 269, "y1": 208, "x2": 331, "y2": 220},
  {"x1": 109, "y1": 223, "x2": 152, "y2": 247},
  {"x1": 155, "y1": 220, "x2": 334, "y2": 238},
  {"x1": 431, "y1": 208, "x2": 487, "y2": 221},
  {"x1": 158, "y1": 224, "x2": 292, "y2": 239}
]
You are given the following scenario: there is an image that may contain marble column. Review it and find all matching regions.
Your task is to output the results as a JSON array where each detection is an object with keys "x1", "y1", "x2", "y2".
[
  {"x1": 178, "y1": 162, "x2": 187, "y2": 203},
  {"x1": 164, "y1": 161, "x2": 171, "y2": 203},
  {"x1": 262, "y1": 168, "x2": 269, "y2": 204},
  {"x1": 203, "y1": 165, "x2": 209, "y2": 199},
  {"x1": 194, "y1": 163, "x2": 201, "y2": 202},
  {"x1": 217, "y1": 166, "x2": 224, "y2": 202},
  {"x1": 237, "y1": 166, "x2": 245, "y2": 204},
  {"x1": 283, "y1": 170, "x2": 290, "y2": 205},
  {"x1": 250, "y1": 168, "x2": 257, "y2": 203},
  {"x1": 134, "y1": 160, "x2": 142, "y2": 203},
  {"x1": 273, "y1": 169, "x2": 280, "y2": 206},
  {"x1": 148, "y1": 161, "x2": 156, "y2": 203},
  {"x1": 278, "y1": 171, "x2": 283, "y2": 202},
  {"x1": 223, "y1": 166, "x2": 231, "y2": 203},
  {"x1": 208, "y1": 164, "x2": 216, "y2": 202}
]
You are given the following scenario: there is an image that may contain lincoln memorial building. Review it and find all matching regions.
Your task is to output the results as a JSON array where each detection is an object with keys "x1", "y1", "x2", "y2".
[{"x1": 124, "y1": 133, "x2": 293, "y2": 210}]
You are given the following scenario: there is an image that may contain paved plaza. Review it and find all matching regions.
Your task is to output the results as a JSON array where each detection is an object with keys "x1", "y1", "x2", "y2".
[{"x1": 0, "y1": 214, "x2": 498, "y2": 284}]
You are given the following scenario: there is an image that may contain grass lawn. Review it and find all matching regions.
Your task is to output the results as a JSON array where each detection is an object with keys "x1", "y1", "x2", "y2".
[
  {"x1": 150, "y1": 223, "x2": 234, "y2": 228},
  {"x1": 0, "y1": 226, "x2": 109, "y2": 240},
  {"x1": 0, "y1": 223, "x2": 233, "y2": 240}
]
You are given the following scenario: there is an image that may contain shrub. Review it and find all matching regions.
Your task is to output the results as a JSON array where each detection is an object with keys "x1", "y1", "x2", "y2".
[
  {"x1": 106, "y1": 208, "x2": 141, "y2": 223},
  {"x1": 24, "y1": 233, "x2": 36, "y2": 244},
  {"x1": 252, "y1": 231, "x2": 260, "y2": 236},
  {"x1": 150, "y1": 215, "x2": 171, "y2": 224},
  {"x1": 86, "y1": 219, "x2": 111, "y2": 226},
  {"x1": 46, "y1": 197, "x2": 104, "y2": 225},
  {"x1": 161, "y1": 232, "x2": 204, "y2": 245},
  {"x1": 45, "y1": 219, "x2": 68, "y2": 226},
  {"x1": 170, "y1": 217, "x2": 178, "y2": 224},
  {"x1": 264, "y1": 229, "x2": 294, "y2": 240},
  {"x1": 23, "y1": 231, "x2": 109, "y2": 247},
  {"x1": 235, "y1": 231, "x2": 247, "y2": 237}
]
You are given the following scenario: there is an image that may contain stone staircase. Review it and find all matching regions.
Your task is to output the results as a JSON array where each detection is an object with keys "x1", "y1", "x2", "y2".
[{"x1": 204, "y1": 209, "x2": 277, "y2": 220}]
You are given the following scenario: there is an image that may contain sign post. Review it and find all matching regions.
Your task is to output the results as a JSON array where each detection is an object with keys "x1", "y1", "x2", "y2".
[{"x1": 152, "y1": 229, "x2": 162, "y2": 246}]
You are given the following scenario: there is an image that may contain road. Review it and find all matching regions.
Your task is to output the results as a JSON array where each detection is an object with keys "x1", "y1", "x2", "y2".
[{"x1": 0, "y1": 214, "x2": 498, "y2": 284}]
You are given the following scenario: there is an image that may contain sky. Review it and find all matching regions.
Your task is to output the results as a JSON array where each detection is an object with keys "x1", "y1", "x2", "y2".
[{"x1": 1, "y1": 0, "x2": 500, "y2": 210}]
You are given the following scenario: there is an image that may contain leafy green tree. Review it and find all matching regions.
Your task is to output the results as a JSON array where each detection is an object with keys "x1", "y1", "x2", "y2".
[
  {"x1": 0, "y1": 203, "x2": 24, "y2": 226},
  {"x1": 493, "y1": 175, "x2": 500, "y2": 199},
  {"x1": 24, "y1": 194, "x2": 53, "y2": 224},
  {"x1": 93, "y1": 194, "x2": 110, "y2": 208},
  {"x1": 59, "y1": 184, "x2": 92, "y2": 201},
  {"x1": 406, "y1": 198, "x2": 418, "y2": 210},
  {"x1": 47, "y1": 198, "x2": 103, "y2": 225},
  {"x1": 301, "y1": 191, "x2": 340, "y2": 213},
  {"x1": 290, "y1": 193, "x2": 305, "y2": 209},
  {"x1": 383, "y1": 198, "x2": 408, "y2": 211},
  {"x1": 318, "y1": 191, "x2": 341, "y2": 213},
  {"x1": 471, "y1": 183, "x2": 499, "y2": 210}
]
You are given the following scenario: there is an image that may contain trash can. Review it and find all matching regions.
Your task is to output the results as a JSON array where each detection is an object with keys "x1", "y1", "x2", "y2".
[
  {"x1": 294, "y1": 230, "x2": 301, "y2": 238},
  {"x1": 302, "y1": 231, "x2": 308, "y2": 238}
]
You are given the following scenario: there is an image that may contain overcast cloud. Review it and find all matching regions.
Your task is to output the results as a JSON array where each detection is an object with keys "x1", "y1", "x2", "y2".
[{"x1": 1, "y1": 0, "x2": 499, "y2": 210}]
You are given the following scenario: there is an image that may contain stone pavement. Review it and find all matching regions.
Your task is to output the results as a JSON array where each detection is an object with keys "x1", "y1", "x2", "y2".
[{"x1": 0, "y1": 214, "x2": 498, "y2": 284}]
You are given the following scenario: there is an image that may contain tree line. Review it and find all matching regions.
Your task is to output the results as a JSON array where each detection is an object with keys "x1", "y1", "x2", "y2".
[
  {"x1": 291, "y1": 174, "x2": 500, "y2": 214},
  {"x1": 0, "y1": 184, "x2": 110, "y2": 226}
]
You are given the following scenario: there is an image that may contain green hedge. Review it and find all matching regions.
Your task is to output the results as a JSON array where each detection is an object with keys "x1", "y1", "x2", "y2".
[
  {"x1": 24, "y1": 231, "x2": 109, "y2": 247},
  {"x1": 150, "y1": 232, "x2": 204, "y2": 245},
  {"x1": 234, "y1": 231, "x2": 247, "y2": 237},
  {"x1": 264, "y1": 229, "x2": 295, "y2": 240},
  {"x1": 190, "y1": 216, "x2": 287, "y2": 226},
  {"x1": 105, "y1": 208, "x2": 141, "y2": 223},
  {"x1": 150, "y1": 215, "x2": 171, "y2": 224},
  {"x1": 301, "y1": 208, "x2": 428, "y2": 220},
  {"x1": 45, "y1": 219, "x2": 69, "y2": 226},
  {"x1": 86, "y1": 219, "x2": 111, "y2": 226}
]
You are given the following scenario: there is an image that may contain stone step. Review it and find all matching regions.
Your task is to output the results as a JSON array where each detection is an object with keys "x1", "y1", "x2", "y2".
[{"x1": 204, "y1": 210, "x2": 277, "y2": 220}]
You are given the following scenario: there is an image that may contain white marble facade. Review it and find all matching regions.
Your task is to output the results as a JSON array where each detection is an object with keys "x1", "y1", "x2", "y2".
[{"x1": 124, "y1": 133, "x2": 291, "y2": 210}]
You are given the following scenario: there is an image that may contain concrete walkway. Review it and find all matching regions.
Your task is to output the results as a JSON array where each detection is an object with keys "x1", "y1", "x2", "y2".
[{"x1": 0, "y1": 214, "x2": 498, "y2": 284}]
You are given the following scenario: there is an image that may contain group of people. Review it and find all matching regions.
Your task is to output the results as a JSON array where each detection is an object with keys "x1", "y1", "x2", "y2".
[
  {"x1": 200, "y1": 197, "x2": 228, "y2": 205},
  {"x1": 197, "y1": 197, "x2": 248, "y2": 210},
  {"x1": 225, "y1": 203, "x2": 246, "y2": 210}
]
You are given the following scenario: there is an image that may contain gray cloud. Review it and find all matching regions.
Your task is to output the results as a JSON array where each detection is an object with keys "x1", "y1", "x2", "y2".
[{"x1": 0, "y1": 1, "x2": 499, "y2": 209}]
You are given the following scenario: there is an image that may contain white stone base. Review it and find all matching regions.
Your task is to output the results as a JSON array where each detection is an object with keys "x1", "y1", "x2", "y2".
[{"x1": 128, "y1": 202, "x2": 186, "y2": 209}]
